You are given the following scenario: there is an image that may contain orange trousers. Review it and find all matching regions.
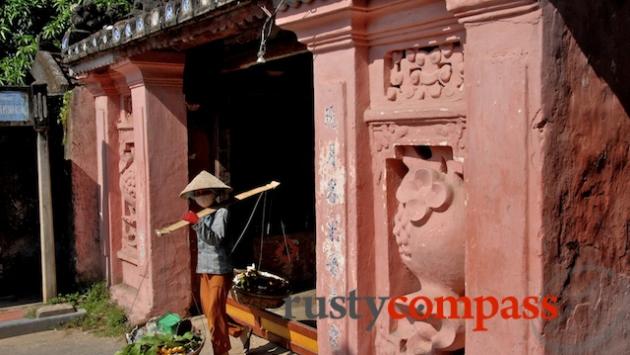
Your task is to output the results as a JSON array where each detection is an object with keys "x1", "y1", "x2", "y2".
[{"x1": 200, "y1": 273, "x2": 232, "y2": 355}]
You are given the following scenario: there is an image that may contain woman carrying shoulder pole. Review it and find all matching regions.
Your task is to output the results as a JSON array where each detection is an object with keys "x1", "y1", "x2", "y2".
[{"x1": 180, "y1": 170, "x2": 233, "y2": 355}]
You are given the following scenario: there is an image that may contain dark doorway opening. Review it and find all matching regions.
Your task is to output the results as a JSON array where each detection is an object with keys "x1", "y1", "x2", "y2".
[
  {"x1": 185, "y1": 36, "x2": 316, "y2": 324},
  {"x1": 0, "y1": 107, "x2": 74, "y2": 309},
  {"x1": 0, "y1": 127, "x2": 41, "y2": 307}
]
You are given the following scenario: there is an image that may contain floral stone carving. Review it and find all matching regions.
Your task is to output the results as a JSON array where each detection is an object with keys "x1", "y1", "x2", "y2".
[
  {"x1": 373, "y1": 124, "x2": 409, "y2": 152},
  {"x1": 386, "y1": 146, "x2": 465, "y2": 354},
  {"x1": 386, "y1": 43, "x2": 464, "y2": 103},
  {"x1": 118, "y1": 102, "x2": 138, "y2": 259}
]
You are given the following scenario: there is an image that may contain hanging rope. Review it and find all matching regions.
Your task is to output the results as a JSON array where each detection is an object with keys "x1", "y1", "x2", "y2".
[
  {"x1": 257, "y1": 192, "x2": 294, "y2": 273},
  {"x1": 257, "y1": 192, "x2": 268, "y2": 270},
  {"x1": 230, "y1": 192, "x2": 265, "y2": 255},
  {"x1": 192, "y1": 189, "x2": 269, "y2": 339},
  {"x1": 256, "y1": 0, "x2": 288, "y2": 63},
  {"x1": 280, "y1": 218, "x2": 292, "y2": 265}
]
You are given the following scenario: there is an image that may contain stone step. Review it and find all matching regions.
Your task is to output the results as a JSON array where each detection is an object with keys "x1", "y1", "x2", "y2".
[{"x1": 0, "y1": 309, "x2": 86, "y2": 339}]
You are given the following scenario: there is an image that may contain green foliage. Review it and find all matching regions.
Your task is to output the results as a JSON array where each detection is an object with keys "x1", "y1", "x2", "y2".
[
  {"x1": 0, "y1": 0, "x2": 132, "y2": 85},
  {"x1": 0, "y1": 33, "x2": 39, "y2": 85},
  {"x1": 49, "y1": 282, "x2": 131, "y2": 337},
  {"x1": 58, "y1": 89, "x2": 73, "y2": 144},
  {"x1": 0, "y1": 0, "x2": 55, "y2": 85},
  {"x1": 48, "y1": 289, "x2": 83, "y2": 306},
  {"x1": 42, "y1": 0, "x2": 78, "y2": 47},
  {"x1": 24, "y1": 306, "x2": 38, "y2": 319},
  {"x1": 115, "y1": 331, "x2": 203, "y2": 355}
]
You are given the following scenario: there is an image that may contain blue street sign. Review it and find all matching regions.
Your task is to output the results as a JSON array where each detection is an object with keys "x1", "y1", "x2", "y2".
[{"x1": 0, "y1": 90, "x2": 30, "y2": 124}]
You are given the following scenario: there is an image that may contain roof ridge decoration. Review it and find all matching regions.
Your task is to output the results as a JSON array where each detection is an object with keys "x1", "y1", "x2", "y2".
[
  {"x1": 63, "y1": 0, "x2": 240, "y2": 63},
  {"x1": 277, "y1": 0, "x2": 315, "y2": 11}
]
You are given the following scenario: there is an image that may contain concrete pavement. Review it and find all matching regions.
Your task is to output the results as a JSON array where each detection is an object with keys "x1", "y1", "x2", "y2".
[
  {"x1": 191, "y1": 315, "x2": 293, "y2": 355},
  {"x1": 0, "y1": 328, "x2": 125, "y2": 355},
  {"x1": 0, "y1": 318, "x2": 293, "y2": 355}
]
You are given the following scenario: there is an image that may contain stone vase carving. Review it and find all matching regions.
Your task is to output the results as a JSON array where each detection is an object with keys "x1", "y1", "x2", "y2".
[{"x1": 388, "y1": 146, "x2": 465, "y2": 354}]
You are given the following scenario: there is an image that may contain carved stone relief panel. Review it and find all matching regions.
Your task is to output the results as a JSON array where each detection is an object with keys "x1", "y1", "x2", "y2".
[
  {"x1": 375, "y1": 145, "x2": 466, "y2": 355},
  {"x1": 117, "y1": 95, "x2": 138, "y2": 262},
  {"x1": 386, "y1": 43, "x2": 464, "y2": 104},
  {"x1": 373, "y1": 124, "x2": 409, "y2": 153},
  {"x1": 369, "y1": 27, "x2": 466, "y2": 355}
]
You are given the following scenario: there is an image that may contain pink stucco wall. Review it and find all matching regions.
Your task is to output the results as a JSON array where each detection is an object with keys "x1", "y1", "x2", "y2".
[
  {"x1": 68, "y1": 86, "x2": 103, "y2": 282},
  {"x1": 82, "y1": 53, "x2": 191, "y2": 323},
  {"x1": 459, "y1": 5, "x2": 545, "y2": 353},
  {"x1": 277, "y1": 0, "x2": 547, "y2": 353},
  {"x1": 71, "y1": 0, "x2": 629, "y2": 353}
]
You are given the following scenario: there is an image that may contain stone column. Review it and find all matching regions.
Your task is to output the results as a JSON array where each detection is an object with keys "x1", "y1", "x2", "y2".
[
  {"x1": 446, "y1": 1, "x2": 545, "y2": 353},
  {"x1": 108, "y1": 52, "x2": 190, "y2": 323},
  {"x1": 277, "y1": 3, "x2": 375, "y2": 354}
]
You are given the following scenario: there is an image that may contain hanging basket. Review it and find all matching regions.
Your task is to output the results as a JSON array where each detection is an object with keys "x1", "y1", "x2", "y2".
[
  {"x1": 232, "y1": 288, "x2": 289, "y2": 309},
  {"x1": 232, "y1": 267, "x2": 290, "y2": 309}
]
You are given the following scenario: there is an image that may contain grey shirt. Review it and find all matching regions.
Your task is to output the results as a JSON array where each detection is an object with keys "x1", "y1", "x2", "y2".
[{"x1": 192, "y1": 208, "x2": 232, "y2": 274}]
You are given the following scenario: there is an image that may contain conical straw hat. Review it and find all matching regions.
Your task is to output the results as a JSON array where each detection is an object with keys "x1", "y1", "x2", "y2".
[{"x1": 180, "y1": 170, "x2": 231, "y2": 198}]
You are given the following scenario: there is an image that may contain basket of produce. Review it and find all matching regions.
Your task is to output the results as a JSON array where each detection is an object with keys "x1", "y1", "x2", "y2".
[
  {"x1": 232, "y1": 264, "x2": 290, "y2": 309},
  {"x1": 116, "y1": 313, "x2": 205, "y2": 355}
]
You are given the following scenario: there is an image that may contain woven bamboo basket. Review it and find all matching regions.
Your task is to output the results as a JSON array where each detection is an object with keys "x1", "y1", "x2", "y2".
[
  {"x1": 232, "y1": 288, "x2": 289, "y2": 309},
  {"x1": 232, "y1": 268, "x2": 290, "y2": 309}
]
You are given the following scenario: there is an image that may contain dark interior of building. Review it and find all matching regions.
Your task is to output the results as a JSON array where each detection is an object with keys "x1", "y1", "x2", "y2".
[
  {"x1": 184, "y1": 33, "x2": 316, "y2": 319},
  {"x1": 0, "y1": 101, "x2": 74, "y2": 307}
]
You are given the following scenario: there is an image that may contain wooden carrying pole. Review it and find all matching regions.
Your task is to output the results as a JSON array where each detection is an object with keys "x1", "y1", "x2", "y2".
[{"x1": 156, "y1": 181, "x2": 280, "y2": 236}]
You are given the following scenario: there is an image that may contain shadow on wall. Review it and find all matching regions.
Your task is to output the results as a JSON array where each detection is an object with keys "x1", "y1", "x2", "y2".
[
  {"x1": 542, "y1": 1, "x2": 630, "y2": 354},
  {"x1": 70, "y1": 161, "x2": 100, "y2": 281},
  {"x1": 47, "y1": 95, "x2": 78, "y2": 295},
  {"x1": 67, "y1": 86, "x2": 102, "y2": 284},
  {"x1": 549, "y1": 0, "x2": 630, "y2": 116}
]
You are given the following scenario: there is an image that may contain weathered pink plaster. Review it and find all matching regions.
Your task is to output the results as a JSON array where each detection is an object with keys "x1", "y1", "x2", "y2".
[
  {"x1": 69, "y1": 0, "x2": 630, "y2": 353},
  {"x1": 453, "y1": 2, "x2": 545, "y2": 353},
  {"x1": 279, "y1": 5, "x2": 375, "y2": 351},
  {"x1": 68, "y1": 86, "x2": 102, "y2": 282},
  {"x1": 83, "y1": 53, "x2": 191, "y2": 323},
  {"x1": 277, "y1": 0, "x2": 545, "y2": 353}
]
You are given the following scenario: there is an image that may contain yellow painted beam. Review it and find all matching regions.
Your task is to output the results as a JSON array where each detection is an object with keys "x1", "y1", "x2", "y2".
[
  {"x1": 260, "y1": 318, "x2": 318, "y2": 353},
  {"x1": 227, "y1": 304, "x2": 256, "y2": 326},
  {"x1": 288, "y1": 329, "x2": 318, "y2": 353}
]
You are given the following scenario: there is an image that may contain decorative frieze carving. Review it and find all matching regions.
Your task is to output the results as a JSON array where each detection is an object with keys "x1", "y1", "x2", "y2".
[
  {"x1": 373, "y1": 124, "x2": 409, "y2": 152},
  {"x1": 386, "y1": 43, "x2": 464, "y2": 103},
  {"x1": 118, "y1": 96, "x2": 138, "y2": 259}
]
